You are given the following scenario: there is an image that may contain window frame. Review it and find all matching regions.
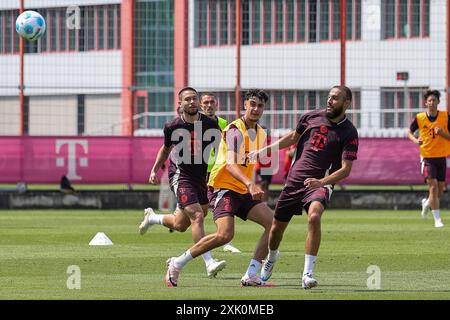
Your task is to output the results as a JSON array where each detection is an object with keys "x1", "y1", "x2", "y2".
[{"x1": 382, "y1": 0, "x2": 430, "y2": 40}]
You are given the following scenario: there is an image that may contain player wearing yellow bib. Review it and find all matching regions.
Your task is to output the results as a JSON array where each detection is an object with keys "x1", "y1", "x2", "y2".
[
  {"x1": 408, "y1": 90, "x2": 450, "y2": 228},
  {"x1": 164, "y1": 89, "x2": 275, "y2": 287},
  {"x1": 200, "y1": 93, "x2": 241, "y2": 254}
]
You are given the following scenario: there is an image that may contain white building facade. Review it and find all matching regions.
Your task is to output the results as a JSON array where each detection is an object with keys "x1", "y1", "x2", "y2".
[{"x1": 183, "y1": 0, "x2": 449, "y2": 137}]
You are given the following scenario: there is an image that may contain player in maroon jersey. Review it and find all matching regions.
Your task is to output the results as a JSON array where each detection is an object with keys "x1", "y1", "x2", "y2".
[
  {"x1": 252, "y1": 85, "x2": 359, "y2": 289},
  {"x1": 139, "y1": 87, "x2": 226, "y2": 279}
]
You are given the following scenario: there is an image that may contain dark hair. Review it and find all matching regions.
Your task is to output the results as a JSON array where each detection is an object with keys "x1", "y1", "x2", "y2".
[
  {"x1": 200, "y1": 93, "x2": 217, "y2": 101},
  {"x1": 178, "y1": 87, "x2": 198, "y2": 100},
  {"x1": 331, "y1": 85, "x2": 352, "y2": 101},
  {"x1": 424, "y1": 89, "x2": 440, "y2": 101},
  {"x1": 245, "y1": 89, "x2": 269, "y2": 103}
]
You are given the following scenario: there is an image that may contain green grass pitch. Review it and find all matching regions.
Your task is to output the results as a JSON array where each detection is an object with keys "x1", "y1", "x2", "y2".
[{"x1": 0, "y1": 209, "x2": 449, "y2": 300}]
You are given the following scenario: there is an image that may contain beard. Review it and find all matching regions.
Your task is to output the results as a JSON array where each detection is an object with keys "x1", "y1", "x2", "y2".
[
  {"x1": 184, "y1": 107, "x2": 199, "y2": 116},
  {"x1": 326, "y1": 105, "x2": 344, "y2": 119}
]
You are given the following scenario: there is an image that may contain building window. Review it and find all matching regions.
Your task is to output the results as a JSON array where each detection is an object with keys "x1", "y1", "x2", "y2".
[
  {"x1": 134, "y1": 91, "x2": 148, "y2": 129},
  {"x1": 2, "y1": 11, "x2": 17, "y2": 53},
  {"x1": 297, "y1": 0, "x2": 306, "y2": 41},
  {"x1": 60, "y1": 9, "x2": 67, "y2": 51},
  {"x1": 97, "y1": 7, "x2": 105, "y2": 50},
  {"x1": 77, "y1": 95, "x2": 85, "y2": 135},
  {"x1": 381, "y1": 0, "x2": 430, "y2": 39},
  {"x1": 107, "y1": 6, "x2": 116, "y2": 49},
  {"x1": 24, "y1": 96, "x2": 30, "y2": 135},
  {"x1": 197, "y1": 0, "x2": 235, "y2": 46},
  {"x1": 273, "y1": 92, "x2": 284, "y2": 128},
  {"x1": 195, "y1": 0, "x2": 361, "y2": 47},
  {"x1": 308, "y1": 0, "x2": 317, "y2": 42},
  {"x1": 134, "y1": 0, "x2": 174, "y2": 123},
  {"x1": 209, "y1": 0, "x2": 218, "y2": 45},
  {"x1": 243, "y1": 0, "x2": 250, "y2": 44},
  {"x1": 380, "y1": 88, "x2": 426, "y2": 128},
  {"x1": 286, "y1": 0, "x2": 295, "y2": 42},
  {"x1": 220, "y1": 0, "x2": 229, "y2": 44},
  {"x1": 252, "y1": 0, "x2": 261, "y2": 43},
  {"x1": 320, "y1": 0, "x2": 330, "y2": 41},
  {"x1": 275, "y1": 0, "x2": 284, "y2": 43},
  {"x1": 263, "y1": 0, "x2": 272, "y2": 43},
  {"x1": 50, "y1": 10, "x2": 58, "y2": 51},
  {"x1": 0, "y1": 13, "x2": 3, "y2": 53},
  {"x1": 347, "y1": 91, "x2": 361, "y2": 128}
]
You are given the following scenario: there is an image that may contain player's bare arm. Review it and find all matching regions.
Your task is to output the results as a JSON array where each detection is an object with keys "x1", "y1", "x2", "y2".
[
  {"x1": 249, "y1": 130, "x2": 300, "y2": 161},
  {"x1": 434, "y1": 126, "x2": 450, "y2": 140},
  {"x1": 149, "y1": 145, "x2": 172, "y2": 184},
  {"x1": 225, "y1": 149, "x2": 263, "y2": 201},
  {"x1": 304, "y1": 159, "x2": 353, "y2": 188},
  {"x1": 407, "y1": 131, "x2": 423, "y2": 145}
]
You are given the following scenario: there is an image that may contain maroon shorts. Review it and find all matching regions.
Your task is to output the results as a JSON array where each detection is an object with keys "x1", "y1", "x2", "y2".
[
  {"x1": 421, "y1": 157, "x2": 447, "y2": 182},
  {"x1": 208, "y1": 187, "x2": 262, "y2": 221},
  {"x1": 171, "y1": 180, "x2": 208, "y2": 209},
  {"x1": 274, "y1": 186, "x2": 332, "y2": 222}
]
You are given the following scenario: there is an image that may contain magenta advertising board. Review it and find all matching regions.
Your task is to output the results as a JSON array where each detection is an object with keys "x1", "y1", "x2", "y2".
[
  {"x1": 0, "y1": 137, "x2": 160, "y2": 184},
  {"x1": 0, "y1": 137, "x2": 448, "y2": 185}
]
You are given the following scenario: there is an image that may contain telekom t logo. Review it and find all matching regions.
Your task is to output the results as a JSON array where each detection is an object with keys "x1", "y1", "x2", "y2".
[{"x1": 55, "y1": 140, "x2": 88, "y2": 180}]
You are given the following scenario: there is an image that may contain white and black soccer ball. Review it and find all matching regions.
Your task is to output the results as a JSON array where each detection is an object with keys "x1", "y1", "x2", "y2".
[{"x1": 16, "y1": 10, "x2": 46, "y2": 41}]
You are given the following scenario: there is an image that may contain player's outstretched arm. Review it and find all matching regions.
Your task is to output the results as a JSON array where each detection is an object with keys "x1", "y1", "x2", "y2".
[
  {"x1": 149, "y1": 145, "x2": 171, "y2": 184},
  {"x1": 250, "y1": 130, "x2": 300, "y2": 161}
]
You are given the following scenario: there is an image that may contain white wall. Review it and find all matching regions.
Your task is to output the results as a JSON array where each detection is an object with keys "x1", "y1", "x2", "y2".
[
  {"x1": 189, "y1": 42, "x2": 342, "y2": 91},
  {"x1": 0, "y1": 97, "x2": 20, "y2": 135},
  {"x1": 0, "y1": 51, "x2": 122, "y2": 96},
  {"x1": 84, "y1": 94, "x2": 121, "y2": 136},
  {"x1": 29, "y1": 95, "x2": 77, "y2": 135}
]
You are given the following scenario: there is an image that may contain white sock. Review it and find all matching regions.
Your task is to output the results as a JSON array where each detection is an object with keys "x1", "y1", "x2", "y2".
[
  {"x1": 245, "y1": 259, "x2": 261, "y2": 278},
  {"x1": 173, "y1": 250, "x2": 193, "y2": 269},
  {"x1": 423, "y1": 198, "x2": 430, "y2": 207},
  {"x1": 303, "y1": 254, "x2": 317, "y2": 276},
  {"x1": 202, "y1": 251, "x2": 214, "y2": 266},
  {"x1": 148, "y1": 214, "x2": 164, "y2": 225},
  {"x1": 432, "y1": 210, "x2": 441, "y2": 220},
  {"x1": 268, "y1": 249, "x2": 279, "y2": 262}
]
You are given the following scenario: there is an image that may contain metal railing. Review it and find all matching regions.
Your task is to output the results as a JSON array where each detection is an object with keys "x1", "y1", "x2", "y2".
[{"x1": 83, "y1": 108, "x2": 427, "y2": 137}]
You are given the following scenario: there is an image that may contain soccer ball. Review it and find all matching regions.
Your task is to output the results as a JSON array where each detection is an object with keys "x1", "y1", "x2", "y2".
[{"x1": 16, "y1": 10, "x2": 46, "y2": 41}]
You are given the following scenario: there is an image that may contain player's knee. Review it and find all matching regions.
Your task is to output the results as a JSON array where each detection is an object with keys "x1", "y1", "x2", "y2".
[
  {"x1": 191, "y1": 212, "x2": 205, "y2": 225},
  {"x1": 308, "y1": 213, "x2": 321, "y2": 227},
  {"x1": 215, "y1": 233, "x2": 233, "y2": 245},
  {"x1": 173, "y1": 222, "x2": 189, "y2": 233},
  {"x1": 262, "y1": 218, "x2": 272, "y2": 231},
  {"x1": 270, "y1": 222, "x2": 283, "y2": 235},
  {"x1": 429, "y1": 185, "x2": 439, "y2": 194}
]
